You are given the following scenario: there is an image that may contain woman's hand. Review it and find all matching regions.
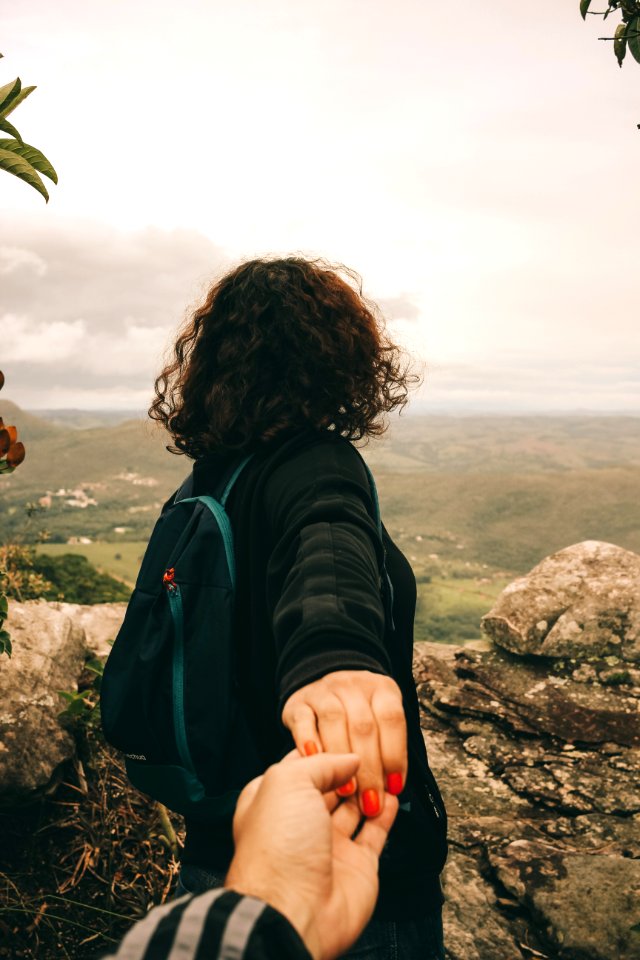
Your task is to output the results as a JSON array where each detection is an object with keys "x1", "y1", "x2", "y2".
[{"x1": 281, "y1": 670, "x2": 407, "y2": 817}]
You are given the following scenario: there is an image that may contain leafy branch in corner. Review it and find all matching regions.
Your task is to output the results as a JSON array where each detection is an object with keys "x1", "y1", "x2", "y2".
[
  {"x1": 0, "y1": 49, "x2": 58, "y2": 201},
  {"x1": 580, "y1": 1, "x2": 640, "y2": 68}
]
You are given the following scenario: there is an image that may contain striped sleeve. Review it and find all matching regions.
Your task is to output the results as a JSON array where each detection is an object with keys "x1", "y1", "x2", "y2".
[{"x1": 102, "y1": 890, "x2": 312, "y2": 960}]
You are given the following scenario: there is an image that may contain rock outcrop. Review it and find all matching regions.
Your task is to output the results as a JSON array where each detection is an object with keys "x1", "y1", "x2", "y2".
[
  {"x1": 50, "y1": 601, "x2": 126, "y2": 658},
  {"x1": 0, "y1": 601, "x2": 126, "y2": 804},
  {"x1": 0, "y1": 601, "x2": 87, "y2": 803},
  {"x1": 2, "y1": 541, "x2": 639, "y2": 958},
  {"x1": 481, "y1": 540, "x2": 640, "y2": 662},
  {"x1": 417, "y1": 641, "x2": 640, "y2": 959},
  {"x1": 418, "y1": 540, "x2": 640, "y2": 960}
]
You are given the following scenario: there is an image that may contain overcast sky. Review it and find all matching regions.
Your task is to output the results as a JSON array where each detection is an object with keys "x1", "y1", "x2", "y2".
[{"x1": 1, "y1": 0, "x2": 639, "y2": 412}]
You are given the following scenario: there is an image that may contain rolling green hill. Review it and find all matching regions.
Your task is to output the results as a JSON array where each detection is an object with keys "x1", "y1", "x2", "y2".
[
  {"x1": 375, "y1": 467, "x2": 640, "y2": 572},
  {"x1": 2, "y1": 402, "x2": 639, "y2": 573},
  {"x1": 3, "y1": 403, "x2": 637, "y2": 643}
]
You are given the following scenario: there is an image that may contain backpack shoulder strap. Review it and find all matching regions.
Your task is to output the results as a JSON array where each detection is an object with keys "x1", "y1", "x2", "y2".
[
  {"x1": 175, "y1": 454, "x2": 254, "y2": 507},
  {"x1": 220, "y1": 455, "x2": 253, "y2": 507}
]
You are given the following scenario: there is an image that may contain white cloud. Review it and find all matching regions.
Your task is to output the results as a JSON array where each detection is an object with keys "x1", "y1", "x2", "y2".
[
  {"x1": 82, "y1": 322, "x2": 171, "y2": 377},
  {"x1": 0, "y1": 246, "x2": 48, "y2": 277},
  {"x1": 1, "y1": 314, "x2": 86, "y2": 363}
]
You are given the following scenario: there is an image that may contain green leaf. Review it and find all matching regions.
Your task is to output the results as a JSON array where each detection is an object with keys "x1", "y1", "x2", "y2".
[
  {"x1": 580, "y1": 0, "x2": 592, "y2": 20},
  {"x1": 85, "y1": 657, "x2": 105, "y2": 677},
  {"x1": 0, "y1": 77, "x2": 20, "y2": 113},
  {"x1": 59, "y1": 700, "x2": 89, "y2": 719},
  {"x1": 0, "y1": 117, "x2": 22, "y2": 140},
  {"x1": 0, "y1": 84, "x2": 36, "y2": 119},
  {"x1": 627, "y1": 17, "x2": 640, "y2": 62},
  {"x1": 614, "y1": 22, "x2": 627, "y2": 65},
  {"x1": 0, "y1": 629, "x2": 12, "y2": 658},
  {"x1": 0, "y1": 595, "x2": 7, "y2": 616},
  {"x1": 0, "y1": 147, "x2": 48, "y2": 201},
  {"x1": 0, "y1": 139, "x2": 57, "y2": 183}
]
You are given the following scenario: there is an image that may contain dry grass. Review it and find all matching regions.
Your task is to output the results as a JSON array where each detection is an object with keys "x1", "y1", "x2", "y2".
[{"x1": 0, "y1": 722, "x2": 184, "y2": 959}]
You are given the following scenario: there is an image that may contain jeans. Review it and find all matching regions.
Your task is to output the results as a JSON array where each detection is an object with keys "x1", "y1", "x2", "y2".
[
  {"x1": 177, "y1": 864, "x2": 445, "y2": 960},
  {"x1": 176, "y1": 864, "x2": 226, "y2": 898},
  {"x1": 342, "y1": 915, "x2": 444, "y2": 960}
]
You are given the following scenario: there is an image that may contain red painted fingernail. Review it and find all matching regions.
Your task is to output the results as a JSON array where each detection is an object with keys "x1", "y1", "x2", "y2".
[
  {"x1": 303, "y1": 741, "x2": 318, "y2": 756},
  {"x1": 362, "y1": 789, "x2": 380, "y2": 817},
  {"x1": 386, "y1": 773, "x2": 403, "y2": 795},
  {"x1": 336, "y1": 778, "x2": 357, "y2": 797}
]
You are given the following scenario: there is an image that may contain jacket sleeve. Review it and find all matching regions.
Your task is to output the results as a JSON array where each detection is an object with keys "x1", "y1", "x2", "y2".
[
  {"x1": 263, "y1": 436, "x2": 393, "y2": 713},
  {"x1": 103, "y1": 889, "x2": 312, "y2": 960}
]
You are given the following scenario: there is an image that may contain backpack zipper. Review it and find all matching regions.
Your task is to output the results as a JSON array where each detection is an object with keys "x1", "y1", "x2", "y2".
[{"x1": 164, "y1": 574, "x2": 196, "y2": 775}]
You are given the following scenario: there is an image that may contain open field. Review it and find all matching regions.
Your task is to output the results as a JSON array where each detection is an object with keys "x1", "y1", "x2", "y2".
[
  {"x1": 36, "y1": 542, "x2": 508, "y2": 643},
  {"x1": 415, "y1": 575, "x2": 511, "y2": 643},
  {"x1": 34, "y1": 541, "x2": 147, "y2": 588}
]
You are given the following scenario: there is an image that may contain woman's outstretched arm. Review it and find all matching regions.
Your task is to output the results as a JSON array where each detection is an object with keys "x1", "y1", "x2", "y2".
[{"x1": 264, "y1": 436, "x2": 408, "y2": 817}]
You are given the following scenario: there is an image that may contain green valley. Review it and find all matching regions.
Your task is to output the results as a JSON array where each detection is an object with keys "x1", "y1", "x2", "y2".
[{"x1": 2, "y1": 402, "x2": 639, "y2": 643}]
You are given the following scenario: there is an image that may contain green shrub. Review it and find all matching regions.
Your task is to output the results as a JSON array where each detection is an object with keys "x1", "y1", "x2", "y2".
[{"x1": 33, "y1": 553, "x2": 131, "y2": 603}]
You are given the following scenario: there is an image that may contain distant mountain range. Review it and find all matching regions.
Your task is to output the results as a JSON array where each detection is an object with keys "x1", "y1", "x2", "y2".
[{"x1": 30, "y1": 409, "x2": 145, "y2": 429}]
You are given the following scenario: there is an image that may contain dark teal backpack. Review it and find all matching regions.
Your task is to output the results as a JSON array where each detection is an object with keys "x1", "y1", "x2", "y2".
[
  {"x1": 101, "y1": 455, "x2": 253, "y2": 820},
  {"x1": 101, "y1": 449, "x2": 393, "y2": 820}
]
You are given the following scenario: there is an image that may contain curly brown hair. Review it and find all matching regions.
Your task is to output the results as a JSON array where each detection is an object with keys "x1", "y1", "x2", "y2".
[{"x1": 149, "y1": 256, "x2": 418, "y2": 458}]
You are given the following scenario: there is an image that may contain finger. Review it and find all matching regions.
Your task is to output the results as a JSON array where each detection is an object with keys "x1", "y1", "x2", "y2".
[
  {"x1": 338, "y1": 691, "x2": 385, "y2": 818},
  {"x1": 330, "y1": 794, "x2": 363, "y2": 838},
  {"x1": 354, "y1": 794, "x2": 399, "y2": 856},
  {"x1": 291, "y1": 751, "x2": 360, "y2": 795},
  {"x1": 283, "y1": 701, "x2": 321, "y2": 757},
  {"x1": 233, "y1": 774, "x2": 264, "y2": 838},
  {"x1": 314, "y1": 694, "x2": 356, "y2": 798},
  {"x1": 371, "y1": 687, "x2": 408, "y2": 796},
  {"x1": 324, "y1": 790, "x2": 343, "y2": 814}
]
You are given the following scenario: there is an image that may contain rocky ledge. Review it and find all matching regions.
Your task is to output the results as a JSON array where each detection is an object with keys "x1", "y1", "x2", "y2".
[
  {"x1": 422, "y1": 541, "x2": 640, "y2": 960},
  {"x1": 1, "y1": 541, "x2": 639, "y2": 959}
]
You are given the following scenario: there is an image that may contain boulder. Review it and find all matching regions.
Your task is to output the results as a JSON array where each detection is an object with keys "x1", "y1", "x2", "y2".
[
  {"x1": 481, "y1": 541, "x2": 640, "y2": 661},
  {"x1": 0, "y1": 600, "x2": 87, "y2": 804},
  {"x1": 50, "y1": 601, "x2": 126, "y2": 657}
]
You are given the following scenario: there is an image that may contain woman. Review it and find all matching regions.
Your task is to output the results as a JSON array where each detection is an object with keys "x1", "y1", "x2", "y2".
[{"x1": 149, "y1": 256, "x2": 448, "y2": 960}]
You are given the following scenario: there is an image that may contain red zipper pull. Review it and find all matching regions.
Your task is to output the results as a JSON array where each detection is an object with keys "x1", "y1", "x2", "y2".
[{"x1": 163, "y1": 567, "x2": 176, "y2": 589}]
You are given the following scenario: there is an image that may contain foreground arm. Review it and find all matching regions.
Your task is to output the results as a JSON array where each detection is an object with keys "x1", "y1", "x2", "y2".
[
  {"x1": 106, "y1": 887, "x2": 310, "y2": 960},
  {"x1": 104, "y1": 752, "x2": 398, "y2": 960}
]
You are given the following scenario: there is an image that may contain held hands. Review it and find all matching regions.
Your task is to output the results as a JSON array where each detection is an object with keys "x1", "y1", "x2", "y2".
[
  {"x1": 226, "y1": 751, "x2": 399, "y2": 960},
  {"x1": 281, "y1": 670, "x2": 408, "y2": 817}
]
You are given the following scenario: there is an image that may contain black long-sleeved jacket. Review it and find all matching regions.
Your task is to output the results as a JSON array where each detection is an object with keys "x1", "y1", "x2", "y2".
[
  {"x1": 103, "y1": 889, "x2": 311, "y2": 960},
  {"x1": 181, "y1": 429, "x2": 448, "y2": 918}
]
